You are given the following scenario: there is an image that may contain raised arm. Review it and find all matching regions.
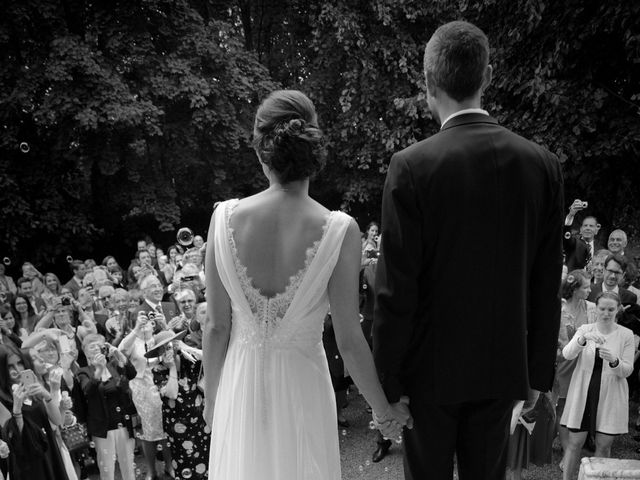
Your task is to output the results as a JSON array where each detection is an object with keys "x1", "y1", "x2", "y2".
[{"x1": 202, "y1": 209, "x2": 232, "y2": 429}]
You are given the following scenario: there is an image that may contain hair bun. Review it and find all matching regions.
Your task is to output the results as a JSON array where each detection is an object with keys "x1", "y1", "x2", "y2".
[{"x1": 252, "y1": 90, "x2": 327, "y2": 183}]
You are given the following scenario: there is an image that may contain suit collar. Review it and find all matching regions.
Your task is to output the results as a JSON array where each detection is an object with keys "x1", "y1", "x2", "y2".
[{"x1": 440, "y1": 112, "x2": 499, "y2": 131}]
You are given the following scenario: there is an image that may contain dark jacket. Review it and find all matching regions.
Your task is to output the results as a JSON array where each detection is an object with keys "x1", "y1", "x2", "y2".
[
  {"x1": 76, "y1": 359, "x2": 137, "y2": 438},
  {"x1": 374, "y1": 113, "x2": 564, "y2": 404}
]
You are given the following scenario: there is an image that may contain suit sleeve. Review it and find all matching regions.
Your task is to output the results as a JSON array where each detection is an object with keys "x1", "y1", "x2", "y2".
[
  {"x1": 528, "y1": 154, "x2": 564, "y2": 392},
  {"x1": 373, "y1": 153, "x2": 422, "y2": 403}
]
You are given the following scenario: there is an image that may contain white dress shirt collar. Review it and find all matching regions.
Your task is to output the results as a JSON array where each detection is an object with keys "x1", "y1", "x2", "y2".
[{"x1": 441, "y1": 108, "x2": 489, "y2": 130}]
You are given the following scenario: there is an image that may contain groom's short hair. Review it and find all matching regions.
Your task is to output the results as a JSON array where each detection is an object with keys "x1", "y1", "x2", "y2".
[{"x1": 423, "y1": 21, "x2": 490, "y2": 102}]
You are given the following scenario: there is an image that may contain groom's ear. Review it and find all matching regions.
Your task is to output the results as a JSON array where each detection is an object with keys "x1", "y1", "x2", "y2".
[
  {"x1": 481, "y1": 64, "x2": 493, "y2": 92},
  {"x1": 425, "y1": 71, "x2": 437, "y2": 98}
]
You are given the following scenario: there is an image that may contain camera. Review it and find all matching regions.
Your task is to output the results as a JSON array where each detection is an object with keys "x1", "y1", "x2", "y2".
[
  {"x1": 366, "y1": 249, "x2": 380, "y2": 259},
  {"x1": 100, "y1": 345, "x2": 110, "y2": 357},
  {"x1": 147, "y1": 311, "x2": 156, "y2": 321},
  {"x1": 581, "y1": 201, "x2": 588, "y2": 208},
  {"x1": 61, "y1": 296, "x2": 71, "y2": 306}
]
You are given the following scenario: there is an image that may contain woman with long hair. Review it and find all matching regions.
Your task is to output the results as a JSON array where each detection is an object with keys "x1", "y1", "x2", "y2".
[
  {"x1": 0, "y1": 344, "x2": 68, "y2": 480},
  {"x1": 41, "y1": 273, "x2": 62, "y2": 310},
  {"x1": 11, "y1": 294, "x2": 38, "y2": 336}
]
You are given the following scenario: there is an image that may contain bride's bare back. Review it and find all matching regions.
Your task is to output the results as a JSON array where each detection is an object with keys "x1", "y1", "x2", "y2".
[{"x1": 229, "y1": 189, "x2": 330, "y2": 298}]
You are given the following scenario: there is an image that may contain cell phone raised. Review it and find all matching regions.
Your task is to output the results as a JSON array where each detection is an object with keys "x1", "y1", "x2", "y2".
[{"x1": 19, "y1": 369, "x2": 38, "y2": 387}]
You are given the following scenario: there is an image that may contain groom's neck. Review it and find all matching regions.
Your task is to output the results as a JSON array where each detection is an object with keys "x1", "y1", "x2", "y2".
[{"x1": 432, "y1": 91, "x2": 483, "y2": 127}]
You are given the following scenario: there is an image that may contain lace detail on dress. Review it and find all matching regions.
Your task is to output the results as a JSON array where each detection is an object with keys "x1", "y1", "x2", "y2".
[{"x1": 225, "y1": 199, "x2": 333, "y2": 343}]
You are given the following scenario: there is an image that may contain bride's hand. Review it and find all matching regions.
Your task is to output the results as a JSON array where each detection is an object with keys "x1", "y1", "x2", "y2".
[{"x1": 373, "y1": 396, "x2": 413, "y2": 442}]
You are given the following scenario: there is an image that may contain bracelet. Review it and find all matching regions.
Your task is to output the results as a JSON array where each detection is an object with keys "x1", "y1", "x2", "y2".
[
  {"x1": 45, "y1": 396, "x2": 53, "y2": 403},
  {"x1": 12, "y1": 412, "x2": 22, "y2": 417}
]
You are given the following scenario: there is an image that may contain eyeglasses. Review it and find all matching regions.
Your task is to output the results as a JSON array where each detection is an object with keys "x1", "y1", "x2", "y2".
[
  {"x1": 605, "y1": 268, "x2": 623, "y2": 276},
  {"x1": 181, "y1": 275, "x2": 197, "y2": 282}
]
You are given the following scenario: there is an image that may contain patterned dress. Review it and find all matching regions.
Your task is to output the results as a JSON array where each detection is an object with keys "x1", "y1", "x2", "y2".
[{"x1": 154, "y1": 358, "x2": 210, "y2": 479}]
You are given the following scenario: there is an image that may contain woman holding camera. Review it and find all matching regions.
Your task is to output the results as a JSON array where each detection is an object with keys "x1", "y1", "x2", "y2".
[
  {"x1": 77, "y1": 333, "x2": 137, "y2": 480},
  {"x1": 0, "y1": 343, "x2": 68, "y2": 480},
  {"x1": 119, "y1": 312, "x2": 173, "y2": 480},
  {"x1": 149, "y1": 330, "x2": 210, "y2": 479},
  {"x1": 560, "y1": 291, "x2": 635, "y2": 480}
]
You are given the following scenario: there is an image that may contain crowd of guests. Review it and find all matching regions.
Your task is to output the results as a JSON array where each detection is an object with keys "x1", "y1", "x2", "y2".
[
  {"x1": 0, "y1": 198, "x2": 639, "y2": 479},
  {"x1": 504, "y1": 199, "x2": 640, "y2": 480},
  {"x1": 0, "y1": 238, "x2": 209, "y2": 480}
]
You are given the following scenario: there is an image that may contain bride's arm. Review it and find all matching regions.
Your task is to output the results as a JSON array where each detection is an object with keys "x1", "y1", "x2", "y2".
[
  {"x1": 329, "y1": 218, "x2": 396, "y2": 419},
  {"x1": 202, "y1": 211, "x2": 232, "y2": 428}
]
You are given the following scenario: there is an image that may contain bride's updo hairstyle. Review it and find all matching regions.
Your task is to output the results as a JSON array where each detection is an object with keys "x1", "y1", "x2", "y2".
[{"x1": 252, "y1": 90, "x2": 326, "y2": 183}]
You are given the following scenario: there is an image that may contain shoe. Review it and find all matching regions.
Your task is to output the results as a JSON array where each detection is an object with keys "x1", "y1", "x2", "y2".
[{"x1": 372, "y1": 442, "x2": 391, "y2": 463}]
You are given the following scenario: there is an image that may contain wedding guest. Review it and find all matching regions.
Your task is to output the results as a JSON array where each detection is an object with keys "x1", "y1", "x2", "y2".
[
  {"x1": 168, "y1": 289, "x2": 197, "y2": 333},
  {"x1": 607, "y1": 229, "x2": 628, "y2": 257},
  {"x1": 16, "y1": 277, "x2": 46, "y2": 315},
  {"x1": 563, "y1": 199, "x2": 601, "y2": 271},
  {"x1": 554, "y1": 270, "x2": 595, "y2": 460},
  {"x1": 104, "y1": 289, "x2": 134, "y2": 347},
  {"x1": 362, "y1": 222, "x2": 379, "y2": 251},
  {"x1": 560, "y1": 291, "x2": 634, "y2": 480},
  {"x1": 193, "y1": 235, "x2": 205, "y2": 250},
  {"x1": 84, "y1": 259, "x2": 98, "y2": 270},
  {"x1": 0, "y1": 344, "x2": 68, "y2": 480},
  {"x1": 20, "y1": 262, "x2": 45, "y2": 298},
  {"x1": 11, "y1": 294, "x2": 39, "y2": 335},
  {"x1": 135, "y1": 275, "x2": 177, "y2": 326},
  {"x1": 41, "y1": 273, "x2": 62, "y2": 310},
  {"x1": 590, "y1": 250, "x2": 611, "y2": 286},
  {"x1": 21, "y1": 348, "x2": 78, "y2": 480},
  {"x1": 118, "y1": 312, "x2": 173, "y2": 480},
  {"x1": 0, "y1": 305, "x2": 25, "y2": 347},
  {"x1": 0, "y1": 263, "x2": 17, "y2": 296},
  {"x1": 64, "y1": 261, "x2": 87, "y2": 299},
  {"x1": 101, "y1": 256, "x2": 120, "y2": 271},
  {"x1": 109, "y1": 266, "x2": 126, "y2": 290},
  {"x1": 173, "y1": 264, "x2": 205, "y2": 302},
  {"x1": 77, "y1": 334, "x2": 137, "y2": 480},
  {"x1": 587, "y1": 254, "x2": 638, "y2": 305},
  {"x1": 183, "y1": 302, "x2": 206, "y2": 349},
  {"x1": 148, "y1": 330, "x2": 209, "y2": 479}
]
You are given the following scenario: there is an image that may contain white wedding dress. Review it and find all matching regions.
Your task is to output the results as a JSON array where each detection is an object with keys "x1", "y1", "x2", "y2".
[{"x1": 208, "y1": 199, "x2": 351, "y2": 480}]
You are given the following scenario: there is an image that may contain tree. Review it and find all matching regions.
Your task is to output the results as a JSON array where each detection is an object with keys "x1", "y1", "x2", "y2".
[{"x1": 0, "y1": 0, "x2": 276, "y2": 266}]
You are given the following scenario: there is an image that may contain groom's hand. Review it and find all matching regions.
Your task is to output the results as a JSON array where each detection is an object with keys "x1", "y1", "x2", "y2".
[{"x1": 373, "y1": 396, "x2": 413, "y2": 442}]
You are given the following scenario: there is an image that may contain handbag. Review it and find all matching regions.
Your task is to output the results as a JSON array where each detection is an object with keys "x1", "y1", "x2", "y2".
[{"x1": 60, "y1": 422, "x2": 90, "y2": 452}]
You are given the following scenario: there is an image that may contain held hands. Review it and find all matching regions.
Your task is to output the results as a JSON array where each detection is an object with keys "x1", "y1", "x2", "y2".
[{"x1": 372, "y1": 396, "x2": 413, "y2": 443}]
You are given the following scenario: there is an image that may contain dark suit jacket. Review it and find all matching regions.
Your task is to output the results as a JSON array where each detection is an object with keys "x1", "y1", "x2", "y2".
[
  {"x1": 63, "y1": 277, "x2": 82, "y2": 299},
  {"x1": 563, "y1": 228, "x2": 601, "y2": 272},
  {"x1": 76, "y1": 360, "x2": 137, "y2": 438},
  {"x1": 373, "y1": 113, "x2": 564, "y2": 404},
  {"x1": 587, "y1": 284, "x2": 637, "y2": 305}
]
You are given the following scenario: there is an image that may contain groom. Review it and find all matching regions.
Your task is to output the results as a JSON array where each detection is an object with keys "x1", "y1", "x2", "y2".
[{"x1": 373, "y1": 21, "x2": 563, "y2": 480}]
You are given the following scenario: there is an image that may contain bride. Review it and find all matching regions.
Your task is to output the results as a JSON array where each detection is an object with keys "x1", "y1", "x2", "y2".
[{"x1": 202, "y1": 90, "x2": 410, "y2": 479}]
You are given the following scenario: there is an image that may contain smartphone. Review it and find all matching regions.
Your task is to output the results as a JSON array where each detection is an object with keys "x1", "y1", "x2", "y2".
[
  {"x1": 20, "y1": 369, "x2": 37, "y2": 387},
  {"x1": 58, "y1": 335, "x2": 71, "y2": 354}
]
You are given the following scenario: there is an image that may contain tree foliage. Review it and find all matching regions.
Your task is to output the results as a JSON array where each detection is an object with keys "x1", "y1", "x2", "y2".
[
  {"x1": 1, "y1": 0, "x2": 639, "y2": 267},
  {"x1": 0, "y1": 0, "x2": 276, "y2": 264}
]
